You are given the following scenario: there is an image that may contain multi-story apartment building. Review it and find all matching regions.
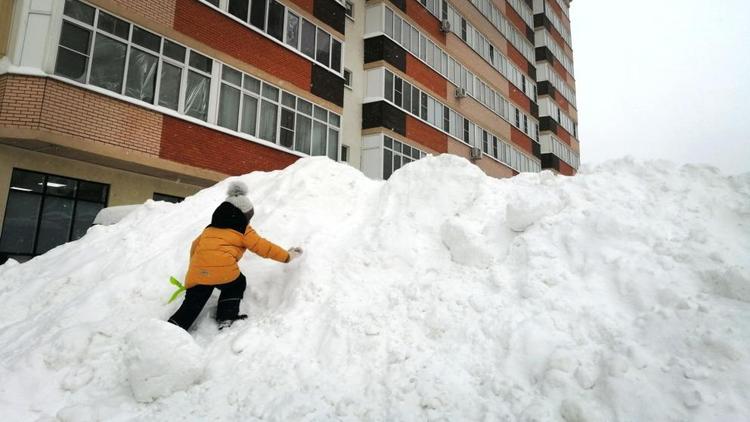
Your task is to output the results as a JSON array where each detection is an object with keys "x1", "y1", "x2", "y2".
[{"x1": 0, "y1": 0, "x2": 578, "y2": 262}]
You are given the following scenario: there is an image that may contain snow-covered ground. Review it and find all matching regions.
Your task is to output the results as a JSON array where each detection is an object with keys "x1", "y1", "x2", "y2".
[{"x1": 0, "y1": 156, "x2": 748, "y2": 421}]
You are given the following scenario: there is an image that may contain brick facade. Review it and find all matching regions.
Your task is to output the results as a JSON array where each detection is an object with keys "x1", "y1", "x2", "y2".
[
  {"x1": 405, "y1": 115, "x2": 448, "y2": 153},
  {"x1": 173, "y1": 0, "x2": 312, "y2": 93},
  {"x1": 0, "y1": 75, "x2": 45, "y2": 129},
  {"x1": 0, "y1": 74, "x2": 298, "y2": 177},
  {"x1": 405, "y1": 55, "x2": 448, "y2": 99},
  {"x1": 510, "y1": 126, "x2": 534, "y2": 156},
  {"x1": 406, "y1": 0, "x2": 446, "y2": 44},
  {"x1": 106, "y1": 0, "x2": 176, "y2": 28},
  {"x1": 160, "y1": 116, "x2": 299, "y2": 175}
]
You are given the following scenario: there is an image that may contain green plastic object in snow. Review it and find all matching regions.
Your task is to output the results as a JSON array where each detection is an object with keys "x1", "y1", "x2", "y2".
[{"x1": 167, "y1": 276, "x2": 186, "y2": 304}]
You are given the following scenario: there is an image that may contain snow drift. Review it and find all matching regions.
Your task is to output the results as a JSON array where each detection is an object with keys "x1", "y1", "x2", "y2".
[{"x1": 0, "y1": 156, "x2": 748, "y2": 421}]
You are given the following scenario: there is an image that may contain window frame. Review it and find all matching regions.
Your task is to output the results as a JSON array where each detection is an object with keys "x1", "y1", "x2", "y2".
[{"x1": 0, "y1": 168, "x2": 110, "y2": 258}]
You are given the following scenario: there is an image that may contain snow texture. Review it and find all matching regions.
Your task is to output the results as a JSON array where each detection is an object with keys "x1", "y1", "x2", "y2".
[{"x1": 0, "y1": 156, "x2": 748, "y2": 421}]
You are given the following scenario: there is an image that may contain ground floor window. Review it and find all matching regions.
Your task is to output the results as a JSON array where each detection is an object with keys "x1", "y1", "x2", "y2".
[
  {"x1": 383, "y1": 136, "x2": 426, "y2": 179},
  {"x1": 153, "y1": 193, "x2": 184, "y2": 203},
  {"x1": 0, "y1": 169, "x2": 109, "y2": 261}
]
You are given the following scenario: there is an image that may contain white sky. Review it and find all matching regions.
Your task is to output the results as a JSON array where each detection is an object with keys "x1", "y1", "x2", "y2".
[{"x1": 570, "y1": 0, "x2": 750, "y2": 174}]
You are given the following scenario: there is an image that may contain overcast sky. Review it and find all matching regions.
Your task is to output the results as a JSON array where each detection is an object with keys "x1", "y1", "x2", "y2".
[{"x1": 570, "y1": 0, "x2": 750, "y2": 174}]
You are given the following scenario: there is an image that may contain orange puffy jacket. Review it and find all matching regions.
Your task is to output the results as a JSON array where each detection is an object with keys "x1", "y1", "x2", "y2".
[{"x1": 185, "y1": 225, "x2": 289, "y2": 288}]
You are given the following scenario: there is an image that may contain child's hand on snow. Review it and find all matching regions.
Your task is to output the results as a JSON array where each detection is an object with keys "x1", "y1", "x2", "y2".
[{"x1": 287, "y1": 247, "x2": 303, "y2": 262}]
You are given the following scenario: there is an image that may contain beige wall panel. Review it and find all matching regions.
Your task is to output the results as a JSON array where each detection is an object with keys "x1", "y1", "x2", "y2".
[
  {"x1": 0, "y1": 0, "x2": 12, "y2": 57},
  {"x1": 445, "y1": 34, "x2": 510, "y2": 98},
  {"x1": 452, "y1": 0, "x2": 509, "y2": 56},
  {"x1": 0, "y1": 144, "x2": 204, "y2": 225},
  {"x1": 443, "y1": 87, "x2": 512, "y2": 141},
  {"x1": 446, "y1": 139, "x2": 514, "y2": 178}
]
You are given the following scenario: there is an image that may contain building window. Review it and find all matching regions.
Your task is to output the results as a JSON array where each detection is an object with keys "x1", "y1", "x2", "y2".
[
  {"x1": 341, "y1": 145, "x2": 350, "y2": 162},
  {"x1": 0, "y1": 169, "x2": 109, "y2": 260},
  {"x1": 345, "y1": 0, "x2": 354, "y2": 19},
  {"x1": 382, "y1": 136, "x2": 426, "y2": 179},
  {"x1": 343, "y1": 68, "x2": 352, "y2": 88},
  {"x1": 153, "y1": 193, "x2": 184, "y2": 203},
  {"x1": 200, "y1": 0, "x2": 343, "y2": 74},
  {"x1": 217, "y1": 64, "x2": 341, "y2": 155},
  {"x1": 55, "y1": 0, "x2": 214, "y2": 121}
]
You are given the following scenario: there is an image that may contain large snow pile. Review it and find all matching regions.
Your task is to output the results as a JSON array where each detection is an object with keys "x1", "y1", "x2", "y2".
[{"x1": 0, "y1": 156, "x2": 748, "y2": 421}]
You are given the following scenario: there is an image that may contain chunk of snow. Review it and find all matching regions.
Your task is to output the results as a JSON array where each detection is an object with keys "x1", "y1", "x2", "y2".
[{"x1": 125, "y1": 320, "x2": 204, "y2": 402}]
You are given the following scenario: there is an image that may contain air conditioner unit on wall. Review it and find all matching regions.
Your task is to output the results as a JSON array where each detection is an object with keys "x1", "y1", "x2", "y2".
[
  {"x1": 470, "y1": 147, "x2": 482, "y2": 160},
  {"x1": 440, "y1": 19, "x2": 451, "y2": 32},
  {"x1": 455, "y1": 87, "x2": 467, "y2": 99}
]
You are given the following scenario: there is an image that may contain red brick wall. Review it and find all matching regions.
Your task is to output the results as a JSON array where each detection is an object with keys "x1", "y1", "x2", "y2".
[
  {"x1": 551, "y1": 52, "x2": 573, "y2": 83},
  {"x1": 510, "y1": 126, "x2": 534, "y2": 155},
  {"x1": 558, "y1": 159, "x2": 575, "y2": 176},
  {"x1": 173, "y1": 0, "x2": 312, "y2": 92},
  {"x1": 544, "y1": 0, "x2": 571, "y2": 32},
  {"x1": 40, "y1": 80, "x2": 163, "y2": 155},
  {"x1": 407, "y1": 0, "x2": 445, "y2": 44},
  {"x1": 405, "y1": 55, "x2": 447, "y2": 99},
  {"x1": 553, "y1": 88, "x2": 574, "y2": 114},
  {"x1": 101, "y1": 0, "x2": 176, "y2": 27},
  {"x1": 160, "y1": 116, "x2": 299, "y2": 175},
  {"x1": 405, "y1": 115, "x2": 448, "y2": 153},
  {"x1": 547, "y1": 24, "x2": 570, "y2": 53},
  {"x1": 507, "y1": 45, "x2": 530, "y2": 78},
  {"x1": 555, "y1": 123, "x2": 572, "y2": 145},
  {"x1": 509, "y1": 85, "x2": 531, "y2": 114},
  {"x1": 0, "y1": 76, "x2": 162, "y2": 154},
  {"x1": 0, "y1": 75, "x2": 45, "y2": 129},
  {"x1": 287, "y1": 0, "x2": 314, "y2": 15},
  {"x1": 504, "y1": 2, "x2": 528, "y2": 34}
]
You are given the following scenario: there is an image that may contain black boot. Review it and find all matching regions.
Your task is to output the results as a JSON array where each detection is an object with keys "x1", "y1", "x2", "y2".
[{"x1": 215, "y1": 274, "x2": 248, "y2": 329}]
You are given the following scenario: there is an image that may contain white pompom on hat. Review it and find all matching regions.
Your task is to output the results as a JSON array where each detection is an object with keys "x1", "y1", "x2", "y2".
[{"x1": 225, "y1": 180, "x2": 254, "y2": 213}]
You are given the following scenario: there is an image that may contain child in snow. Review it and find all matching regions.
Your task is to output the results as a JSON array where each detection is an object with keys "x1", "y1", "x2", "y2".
[{"x1": 168, "y1": 181, "x2": 303, "y2": 330}]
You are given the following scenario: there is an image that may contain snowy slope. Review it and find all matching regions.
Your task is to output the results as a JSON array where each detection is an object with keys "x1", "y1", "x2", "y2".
[{"x1": 0, "y1": 156, "x2": 748, "y2": 421}]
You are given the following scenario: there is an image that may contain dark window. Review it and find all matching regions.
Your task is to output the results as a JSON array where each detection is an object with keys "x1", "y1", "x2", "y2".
[
  {"x1": 185, "y1": 71, "x2": 210, "y2": 121},
  {"x1": 315, "y1": 28, "x2": 331, "y2": 67},
  {"x1": 343, "y1": 69, "x2": 352, "y2": 87},
  {"x1": 410, "y1": 86, "x2": 419, "y2": 115},
  {"x1": 280, "y1": 108, "x2": 296, "y2": 148},
  {"x1": 55, "y1": 22, "x2": 91, "y2": 82},
  {"x1": 229, "y1": 0, "x2": 249, "y2": 21},
  {"x1": 384, "y1": 71, "x2": 393, "y2": 102},
  {"x1": 89, "y1": 33, "x2": 127, "y2": 93},
  {"x1": 285, "y1": 12, "x2": 300, "y2": 48},
  {"x1": 158, "y1": 62, "x2": 182, "y2": 110},
  {"x1": 64, "y1": 0, "x2": 95, "y2": 24},
  {"x1": 394, "y1": 76, "x2": 402, "y2": 107},
  {"x1": 523, "y1": 115, "x2": 528, "y2": 134},
  {"x1": 163, "y1": 40, "x2": 186, "y2": 62},
  {"x1": 267, "y1": 0, "x2": 285, "y2": 41},
  {"x1": 250, "y1": 0, "x2": 267, "y2": 30},
  {"x1": 0, "y1": 169, "x2": 108, "y2": 260},
  {"x1": 153, "y1": 193, "x2": 183, "y2": 203},
  {"x1": 189, "y1": 51, "x2": 212, "y2": 73},
  {"x1": 300, "y1": 19, "x2": 316, "y2": 58},
  {"x1": 125, "y1": 47, "x2": 158, "y2": 103},
  {"x1": 330, "y1": 40, "x2": 342, "y2": 73},
  {"x1": 218, "y1": 83, "x2": 241, "y2": 130},
  {"x1": 97, "y1": 12, "x2": 130, "y2": 39},
  {"x1": 403, "y1": 81, "x2": 411, "y2": 110},
  {"x1": 515, "y1": 109, "x2": 520, "y2": 127},
  {"x1": 383, "y1": 149, "x2": 393, "y2": 179},
  {"x1": 420, "y1": 92, "x2": 428, "y2": 120},
  {"x1": 345, "y1": 0, "x2": 354, "y2": 19},
  {"x1": 341, "y1": 145, "x2": 349, "y2": 162},
  {"x1": 132, "y1": 27, "x2": 161, "y2": 52}
]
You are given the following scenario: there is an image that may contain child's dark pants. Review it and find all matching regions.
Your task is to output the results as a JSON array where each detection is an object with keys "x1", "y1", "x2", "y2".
[{"x1": 168, "y1": 273, "x2": 247, "y2": 330}]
